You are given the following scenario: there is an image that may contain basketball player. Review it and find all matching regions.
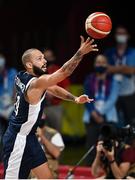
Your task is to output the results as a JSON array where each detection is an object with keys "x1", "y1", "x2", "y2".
[{"x1": 3, "y1": 36, "x2": 98, "y2": 179}]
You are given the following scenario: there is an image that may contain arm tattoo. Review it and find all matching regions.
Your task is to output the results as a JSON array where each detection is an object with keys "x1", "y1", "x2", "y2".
[
  {"x1": 65, "y1": 93, "x2": 76, "y2": 102},
  {"x1": 53, "y1": 88, "x2": 77, "y2": 102},
  {"x1": 61, "y1": 50, "x2": 83, "y2": 76}
]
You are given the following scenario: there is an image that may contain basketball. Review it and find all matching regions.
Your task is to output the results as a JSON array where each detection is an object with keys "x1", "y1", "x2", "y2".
[{"x1": 85, "y1": 12, "x2": 112, "y2": 39}]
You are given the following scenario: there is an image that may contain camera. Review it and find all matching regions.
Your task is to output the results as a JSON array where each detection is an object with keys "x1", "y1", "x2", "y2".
[{"x1": 98, "y1": 123, "x2": 135, "y2": 151}]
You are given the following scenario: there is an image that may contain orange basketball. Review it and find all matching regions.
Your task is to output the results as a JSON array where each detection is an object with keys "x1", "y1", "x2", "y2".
[{"x1": 85, "y1": 12, "x2": 112, "y2": 39}]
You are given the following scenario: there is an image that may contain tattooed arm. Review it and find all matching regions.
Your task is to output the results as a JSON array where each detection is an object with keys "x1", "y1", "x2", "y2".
[
  {"x1": 30, "y1": 37, "x2": 98, "y2": 89},
  {"x1": 27, "y1": 37, "x2": 98, "y2": 104},
  {"x1": 47, "y1": 85, "x2": 94, "y2": 104}
]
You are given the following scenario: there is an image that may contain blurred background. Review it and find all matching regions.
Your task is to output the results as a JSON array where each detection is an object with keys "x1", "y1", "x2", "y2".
[
  {"x1": 0, "y1": 0, "x2": 135, "y2": 178},
  {"x1": 0, "y1": 0, "x2": 135, "y2": 82}
]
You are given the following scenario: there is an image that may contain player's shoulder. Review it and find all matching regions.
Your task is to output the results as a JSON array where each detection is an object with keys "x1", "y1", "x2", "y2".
[
  {"x1": 16, "y1": 71, "x2": 35, "y2": 83},
  {"x1": 16, "y1": 70, "x2": 32, "y2": 78},
  {"x1": 15, "y1": 71, "x2": 36, "y2": 92}
]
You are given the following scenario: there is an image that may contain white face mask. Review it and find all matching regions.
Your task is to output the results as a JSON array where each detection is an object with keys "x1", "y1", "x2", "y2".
[
  {"x1": 115, "y1": 35, "x2": 128, "y2": 44},
  {"x1": 0, "y1": 57, "x2": 5, "y2": 70}
]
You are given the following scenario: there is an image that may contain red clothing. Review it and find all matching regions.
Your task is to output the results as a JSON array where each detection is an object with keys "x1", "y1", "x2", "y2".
[
  {"x1": 47, "y1": 64, "x2": 70, "y2": 105},
  {"x1": 121, "y1": 147, "x2": 135, "y2": 164}
]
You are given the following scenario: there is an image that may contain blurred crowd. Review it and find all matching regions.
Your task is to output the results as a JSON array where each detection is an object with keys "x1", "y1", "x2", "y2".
[{"x1": 0, "y1": 25, "x2": 135, "y2": 178}]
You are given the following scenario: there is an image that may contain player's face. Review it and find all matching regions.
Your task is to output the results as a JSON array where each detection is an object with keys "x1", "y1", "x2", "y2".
[{"x1": 30, "y1": 50, "x2": 47, "y2": 76}]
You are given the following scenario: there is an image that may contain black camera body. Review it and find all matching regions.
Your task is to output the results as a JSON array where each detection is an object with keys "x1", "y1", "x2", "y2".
[
  {"x1": 102, "y1": 138, "x2": 115, "y2": 152},
  {"x1": 98, "y1": 123, "x2": 135, "y2": 151}
]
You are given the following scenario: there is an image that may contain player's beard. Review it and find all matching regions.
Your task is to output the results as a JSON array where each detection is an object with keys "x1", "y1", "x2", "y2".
[{"x1": 32, "y1": 65, "x2": 46, "y2": 77}]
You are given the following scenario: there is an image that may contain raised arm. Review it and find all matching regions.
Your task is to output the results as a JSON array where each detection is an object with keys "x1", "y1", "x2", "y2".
[
  {"x1": 31, "y1": 37, "x2": 98, "y2": 91},
  {"x1": 47, "y1": 85, "x2": 94, "y2": 104}
]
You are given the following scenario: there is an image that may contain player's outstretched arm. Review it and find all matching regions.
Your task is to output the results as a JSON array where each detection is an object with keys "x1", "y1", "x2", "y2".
[
  {"x1": 34, "y1": 36, "x2": 98, "y2": 91},
  {"x1": 47, "y1": 85, "x2": 94, "y2": 104}
]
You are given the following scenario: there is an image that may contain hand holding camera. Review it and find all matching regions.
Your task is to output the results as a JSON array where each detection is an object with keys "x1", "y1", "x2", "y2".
[{"x1": 96, "y1": 140, "x2": 115, "y2": 161}]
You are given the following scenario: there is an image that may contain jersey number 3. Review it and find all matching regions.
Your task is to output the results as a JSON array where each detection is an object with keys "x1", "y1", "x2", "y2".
[{"x1": 14, "y1": 95, "x2": 20, "y2": 116}]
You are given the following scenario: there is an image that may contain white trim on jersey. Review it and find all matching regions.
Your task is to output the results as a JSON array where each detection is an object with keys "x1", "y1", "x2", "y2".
[
  {"x1": 20, "y1": 93, "x2": 45, "y2": 136},
  {"x1": 25, "y1": 77, "x2": 37, "y2": 91},
  {"x1": 5, "y1": 134, "x2": 26, "y2": 179}
]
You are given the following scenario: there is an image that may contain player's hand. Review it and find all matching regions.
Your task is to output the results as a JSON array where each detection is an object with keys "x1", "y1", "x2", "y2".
[
  {"x1": 75, "y1": 94, "x2": 94, "y2": 104},
  {"x1": 79, "y1": 36, "x2": 98, "y2": 55}
]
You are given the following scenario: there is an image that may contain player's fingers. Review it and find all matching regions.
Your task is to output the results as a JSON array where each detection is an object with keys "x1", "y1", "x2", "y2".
[
  {"x1": 85, "y1": 41, "x2": 96, "y2": 49},
  {"x1": 91, "y1": 44, "x2": 97, "y2": 48},
  {"x1": 92, "y1": 48, "x2": 99, "y2": 51},
  {"x1": 85, "y1": 37, "x2": 91, "y2": 44},
  {"x1": 82, "y1": 94, "x2": 88, "y2": 98},
  {"x1": 80, "y1": 35, "x2": 85, "y2": 44},
  {"x1": 89, "y1": 39, "x2": 94, "y2": 44},
  {"x1": 87, "y1": 98, "x2": 94, "y2": 103}
]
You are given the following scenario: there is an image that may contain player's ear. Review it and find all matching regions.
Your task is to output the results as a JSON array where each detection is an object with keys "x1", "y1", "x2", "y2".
[{"x1": 25, "y1": 61, "x2": 32, "y2": 69}]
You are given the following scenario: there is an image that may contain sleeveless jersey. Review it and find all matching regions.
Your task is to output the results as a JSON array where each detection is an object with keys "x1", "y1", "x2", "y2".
[{"x1": 9, "y1": 71, "x2": 46, "y2": 135}]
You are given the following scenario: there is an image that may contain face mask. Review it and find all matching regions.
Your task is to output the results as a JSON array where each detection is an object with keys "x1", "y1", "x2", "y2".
[
  {"x1": 115, "y1": 35, "x2": 128, "y2": 44},
  {"x1": 95, "y1": 66, "x2": 107, "y2": 74},
  {"x1": 0, "y1": 57, "x2": 5, "y2": 70}
]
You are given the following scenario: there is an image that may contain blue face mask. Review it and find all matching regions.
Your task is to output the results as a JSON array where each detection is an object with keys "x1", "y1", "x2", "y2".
[{"x1": 95, "y1": 66, "x2": 107, "y2": 74}]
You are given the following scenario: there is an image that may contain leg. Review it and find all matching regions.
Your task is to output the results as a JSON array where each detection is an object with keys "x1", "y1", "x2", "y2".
[{"x1": 32, "y1": 162, "x2": 53, "y2": 179}]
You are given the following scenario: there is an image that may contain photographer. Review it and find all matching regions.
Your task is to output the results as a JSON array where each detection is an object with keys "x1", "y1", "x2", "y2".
[{"x1": 91, "y1": 125, "x2": 135, "y2": 179}]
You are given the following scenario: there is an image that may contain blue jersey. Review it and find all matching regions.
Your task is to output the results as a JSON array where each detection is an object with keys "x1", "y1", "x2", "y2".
[{"x1": 9, "y1": 71, "x2": 46, "y2": 135}]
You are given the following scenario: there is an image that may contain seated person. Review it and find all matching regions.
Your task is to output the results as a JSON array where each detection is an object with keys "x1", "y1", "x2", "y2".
[{"x1": 35, "y1": 118, "x2": 65, "y2": 178}]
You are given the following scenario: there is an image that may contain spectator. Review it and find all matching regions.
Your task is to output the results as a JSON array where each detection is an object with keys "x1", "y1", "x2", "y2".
[
  {"x1": 83, "y1": 54, "x2": 120, "y2": 165},
  {"x1": 91, "y1": 127, "x2": 135, "y2": 179},
  {"x1": 43, "y1": 49, "x2": 70, "y2": 132},
  {"x1": 105, "y1": 25, "x2": 135, "y2": 125},
  {"x1": 0, "y1": 54, "x2": 17, "y2": 161},
  {"x1": 36, "y1": 118, "x2": 65, "y2": 178}
]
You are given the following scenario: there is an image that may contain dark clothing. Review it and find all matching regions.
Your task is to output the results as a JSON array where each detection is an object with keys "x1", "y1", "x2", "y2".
[
  {"x1": 117, "y1": 93, "x2": 135, "y2": 125},
  {"x1": 103, "y1": 146, "x2": 135, "y2": 179},
  {"x1": 85, "y1": 117, "x2": 103, "y2": 165},
  {"x1": 3, "y1": 71, "x2": 47, "y2": 179}
]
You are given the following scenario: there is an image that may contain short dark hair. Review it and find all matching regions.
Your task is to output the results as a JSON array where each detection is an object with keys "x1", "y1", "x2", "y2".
[{"x1": 22, "y1": 48, "x2": 37, "y2": 67}]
